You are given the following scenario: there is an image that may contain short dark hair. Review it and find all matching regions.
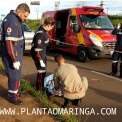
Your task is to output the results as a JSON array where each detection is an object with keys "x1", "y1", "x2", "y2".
[
  {"x1": 16, "y1": 3, "x2": 30, "y2": 13},
  {"x1": 43, "y1": 17, "x2": 55, "y2": 26},
  {"x1": 54, "y1": 54, "x2": 64, "y2": 62}
]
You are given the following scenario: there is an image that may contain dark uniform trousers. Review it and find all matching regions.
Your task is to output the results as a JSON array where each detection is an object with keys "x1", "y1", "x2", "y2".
[
  {"x1": 31, "y1": 49, "x2": 46, "y2": 90},
  {"x1": 112, "y1": 51, "x2": 122, "y2": 77}
]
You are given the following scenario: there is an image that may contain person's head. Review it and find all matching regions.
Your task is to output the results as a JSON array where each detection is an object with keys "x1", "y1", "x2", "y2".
[
  {"x1": 16, "y1": 3, "x2": 30, "y2": 22},
  {"x1": 42, "y1": 17, "x2": 55, "y2": 31},
  {"x1": 54, "y1": 54, "x2": 65, "y2": 66}
]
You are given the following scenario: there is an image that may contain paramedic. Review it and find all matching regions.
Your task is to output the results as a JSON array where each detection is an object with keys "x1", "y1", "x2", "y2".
[
  {"x1": 1, "y1": 3, "x2": 30, "y2": 105},
  {"x1": 31, "y1": 17, "x2": 54, "y2": 90}
]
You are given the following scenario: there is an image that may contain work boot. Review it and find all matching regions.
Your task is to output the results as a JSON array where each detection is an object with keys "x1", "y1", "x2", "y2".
[
  {"x1": 8, "y1": 98, "x2": 23, "y2": 105},
  {"x1": 8, "y1": 92, "x2": 23, "y2": 105},
  {"x1": 62, "y1": 98, "x2": 70, "y2": 108}
]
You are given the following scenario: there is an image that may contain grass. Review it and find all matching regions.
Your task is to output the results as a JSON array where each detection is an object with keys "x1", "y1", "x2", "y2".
[
  {"x1": 26, "y1": 20, "x2": 40, "y2": 31},
  {"x1": 0, "y1": 58, "x2": 4, "y2": 73},
  {"x1": 109, "y1": 16, "x2": 122, "y2": 26},
  {"x1": 20, "y1": 79, "x2": 78, "y2": 122}
]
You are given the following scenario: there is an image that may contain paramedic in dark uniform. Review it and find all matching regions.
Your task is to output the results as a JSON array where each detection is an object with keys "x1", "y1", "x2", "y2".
[
  {"x1": 1, "y1": 3, "x2": 30, "y2": 105},
  {"x1": 31, "y1": 17, "x2": 54, "y2": 90},
  {"x1": 111, "y1": 23, "x2": 122, "y2": 78}
]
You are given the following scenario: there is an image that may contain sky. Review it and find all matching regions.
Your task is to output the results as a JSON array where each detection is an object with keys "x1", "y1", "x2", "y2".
[{"x1": 0, "y1": 0, "x2": 122, "y2": 20}]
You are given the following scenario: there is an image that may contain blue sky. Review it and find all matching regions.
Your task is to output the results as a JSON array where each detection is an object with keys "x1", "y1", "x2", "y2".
[{"x1": 0, "y1": 0, "x2": 122, "y2": 20}]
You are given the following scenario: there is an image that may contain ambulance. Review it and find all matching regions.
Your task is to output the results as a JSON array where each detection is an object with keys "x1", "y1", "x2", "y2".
[{"x1": 42, "y1": 6, "x2": 116, "y2": 62}]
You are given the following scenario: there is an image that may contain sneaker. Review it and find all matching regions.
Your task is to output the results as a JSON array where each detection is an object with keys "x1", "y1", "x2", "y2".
[{"x1": 8, "y1": 98, "x2": 23, "y2": 105}]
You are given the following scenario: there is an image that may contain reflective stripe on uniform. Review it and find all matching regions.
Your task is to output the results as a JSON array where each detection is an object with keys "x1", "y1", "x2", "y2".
[
  {"x1": 45, "y1": 39, "x2": 49, "y2": 44},
  {"x1": 118, "y1": 32, "x2": 122, "y2": 34},
  {"x1": 35, "y1": 48, "x2": 43, "y2": 51},
  {"x1": 5, "y1": 36, "x2": 24, "y2": 41},
  {"x1": 115, "y1": 50, "x2": 122, "y2": 53},
  {"x1": 8, "y1": 89, "x2": 18, "y2": 94},
  {"x1": 112, "y1": 61, "x2": 118, "y2": 63},
  {"x1": 36, "y1": 31, "x2": 43, "y2": 34},
  {"x1": 37, "y1": 70, "x2": 46, "y2": 73}
]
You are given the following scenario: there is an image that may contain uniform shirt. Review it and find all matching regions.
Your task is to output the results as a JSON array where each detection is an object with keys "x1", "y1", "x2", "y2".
[
  {"x1": 112, "y1": 28, "x2": 122, "y2": 52},
  {"x1": 31, "y1": 26, "x2": 49, "y2": 60},
  {"x1": 1, "y1": 10, "x2": 24, "y2": 62}
]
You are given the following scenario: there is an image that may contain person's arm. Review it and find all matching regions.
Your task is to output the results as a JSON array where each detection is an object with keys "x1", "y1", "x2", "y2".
[
  {"x1": 4, "y1": 18, "x2": 21, "y2": 70},
  {"x1": 6, "y1": 40, "x2": 16, "y2": 62},
  {"x1": 6, "y1": 40, "x2": 20, "y2": 70},
  {"x1": 34, "y1": 32, "x2": 46, "y2": 67}
]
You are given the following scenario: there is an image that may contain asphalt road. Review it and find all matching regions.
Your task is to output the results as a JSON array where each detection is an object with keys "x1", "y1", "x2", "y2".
[{"x1": 22, "y1": 55, "x2": 122, "y2": 122}]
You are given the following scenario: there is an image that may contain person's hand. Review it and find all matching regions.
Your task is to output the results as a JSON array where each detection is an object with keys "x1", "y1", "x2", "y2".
[
  {"x1": 39, "y1": 60, "x2": 45, "y2": 67},
  {"x1": 13, "y1": 61, "x2": 20, "y2": 70}
]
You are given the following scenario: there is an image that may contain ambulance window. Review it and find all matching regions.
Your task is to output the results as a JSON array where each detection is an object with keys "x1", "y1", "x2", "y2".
[
  {"x1": 70, "y1": 16, "x2": 77, "y2": 25},
  {"x1": 56, "y1": 21, "x2": 62, "y2": 29},
  {"x1": 80, "y1": 15, "x2": 113, "y2": 30},
  {"x1": 70, "y1": 16, "x2": 80, "y2": 33}
]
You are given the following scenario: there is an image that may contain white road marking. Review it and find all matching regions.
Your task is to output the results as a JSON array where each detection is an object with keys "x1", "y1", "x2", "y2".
[{"x1": 91, "y1": 71, "x2": 122, "y2": 82}]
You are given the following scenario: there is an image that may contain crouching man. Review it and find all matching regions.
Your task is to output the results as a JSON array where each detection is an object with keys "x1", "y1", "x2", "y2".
[{"x1": 54, "y1": 55, "x2": 88, "y2": 107}]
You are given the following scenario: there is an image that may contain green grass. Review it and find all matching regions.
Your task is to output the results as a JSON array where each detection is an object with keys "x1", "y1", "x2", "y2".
[
  {"x1": 109, "y1": 15, "x2": 122, "y2": 26},
  {"x1": 26, "y1": 20, "x2": 40, "y2": 31},
  {"x1": 0, "y1": 58, "x2": 4, "y2": 73},
  {"x1": 20, "y1": 80, "x2": 78, "y2": 122}
]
